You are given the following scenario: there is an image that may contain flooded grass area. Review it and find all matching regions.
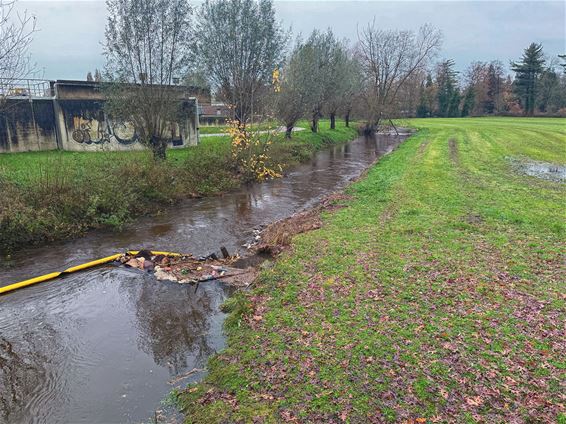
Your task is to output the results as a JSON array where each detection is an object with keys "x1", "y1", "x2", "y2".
[
  {"x1": 511, "y1": 157, "x2": 566, "y2": 182},
  {"x1": 0, "y1": 133, "x2": 404, "y2": 423}
]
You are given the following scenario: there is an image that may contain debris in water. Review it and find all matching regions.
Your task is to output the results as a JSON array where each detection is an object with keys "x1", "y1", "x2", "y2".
[{"x1": 118, "y1": 249, "x2": 256, "y2": 287}]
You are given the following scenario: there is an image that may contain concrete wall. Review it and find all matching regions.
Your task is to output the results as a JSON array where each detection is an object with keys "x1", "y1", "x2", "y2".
[
  {"x1": 0, "y1": 80, "x2": 202, "y2": 153},
  {"x1": 0, "y1": 99, "x2": 58, "y2": 152}
]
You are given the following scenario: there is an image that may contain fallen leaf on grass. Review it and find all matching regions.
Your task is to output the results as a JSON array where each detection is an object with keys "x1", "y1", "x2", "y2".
[{"x1": 466, "y1": 396, "x2": 484, "y2": 406}]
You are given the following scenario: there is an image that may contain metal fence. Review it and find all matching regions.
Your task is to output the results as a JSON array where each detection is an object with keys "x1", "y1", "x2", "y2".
[{"x1": 0, "y1": 78, "x2": 53, "y2": 98}]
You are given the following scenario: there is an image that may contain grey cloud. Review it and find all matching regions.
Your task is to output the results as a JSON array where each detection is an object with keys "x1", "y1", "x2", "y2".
[{"x1": 14, "y1": 1, "x2": 566, "y2": 79}]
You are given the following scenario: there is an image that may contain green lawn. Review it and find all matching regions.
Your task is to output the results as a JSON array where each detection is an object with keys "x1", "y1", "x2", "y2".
[
  {"x1": 179, "y1": 117, "x2": 566, "y2": 423},
  {"x1": 199, "y1": 121, "x2": 282, "y2": 135},
  {"x1": 0, "y1": 119, "x2": 357, "y2": 251}
]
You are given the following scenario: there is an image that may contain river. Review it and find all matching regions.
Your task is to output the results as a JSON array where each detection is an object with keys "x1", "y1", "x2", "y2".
[{"x1": 0, "y1": 133, "x2": 405, "y2": 423}]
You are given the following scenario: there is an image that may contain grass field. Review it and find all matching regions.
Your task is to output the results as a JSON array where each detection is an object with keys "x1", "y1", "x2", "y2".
[
  {"x1": 179, "y1": 117, "x2": 566, "y2": 423},
  {"x1": 0, "y1": 120, "x2": 357, "y2": 252},
  {"x1": 199, "y1": 121, "x2": 280, "y2": 135}
]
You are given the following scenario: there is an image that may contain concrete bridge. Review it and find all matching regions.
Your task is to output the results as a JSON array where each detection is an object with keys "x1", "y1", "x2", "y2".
[{"x1": 0, "y1": 80, "x2": 209, "y2": 153}]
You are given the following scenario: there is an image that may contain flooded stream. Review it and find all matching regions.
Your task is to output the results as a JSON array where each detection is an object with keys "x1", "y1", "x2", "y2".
[{"x1": 0, "y1": 134, "x2": 405, "y2": 423}]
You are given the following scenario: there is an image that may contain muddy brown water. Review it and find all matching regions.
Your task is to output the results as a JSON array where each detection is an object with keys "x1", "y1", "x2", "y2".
[{"x1": 0, "y1": 134, "x2": 405, "y2": 424}]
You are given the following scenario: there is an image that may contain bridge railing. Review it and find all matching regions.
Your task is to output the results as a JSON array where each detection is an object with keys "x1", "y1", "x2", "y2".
[{"x1": 0, "y1": 78, "x2": 54, "y2": 99}]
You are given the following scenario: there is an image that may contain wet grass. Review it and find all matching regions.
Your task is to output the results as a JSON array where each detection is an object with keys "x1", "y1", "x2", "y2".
[
  {"x1": 0, "y1": 120, "x2": 357, "y2": 252},
  {"x1": 199, "y1": 121, "x2": 280, "y2": 135},
  {"x1": 178, "y1": 117, "x2": 566, "y2": 423}
]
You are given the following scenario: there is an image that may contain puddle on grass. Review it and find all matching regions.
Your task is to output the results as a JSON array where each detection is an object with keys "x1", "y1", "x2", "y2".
[{"x1": 512, "y1": 158, "x2": 566, "y2": 182}]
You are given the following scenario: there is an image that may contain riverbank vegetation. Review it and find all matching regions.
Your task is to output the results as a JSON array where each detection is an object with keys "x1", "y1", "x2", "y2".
[
  {"x1": 0, "y1": 120, "x2": 357, "y2": 252},
  {"x1": 178, "y1": 117, "x2": 566, "y2": 423}
]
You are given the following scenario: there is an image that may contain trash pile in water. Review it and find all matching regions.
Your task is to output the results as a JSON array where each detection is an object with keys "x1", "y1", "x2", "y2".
[{"x1": 118, "y1": 250, "x2": 257, "y2": 287}]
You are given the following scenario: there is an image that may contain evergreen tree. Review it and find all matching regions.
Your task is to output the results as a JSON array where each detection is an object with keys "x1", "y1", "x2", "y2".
[
  {"x1": 448, "y1": 87, "x2": 461, "y2": 117},
  {"x1": 511, "y1": 43, "x2": 545, "y2": 116},
  {"x1": 436, "y1": 59, "x2": 460, "y2": 117},
  {"x1": 537, "y1": 66, "x2": 566, "y2": 113},
  {"x1": 86, "y1": 71, "x2": 94, "y2": 81},
  {"x1": 461, "y1": 86, "x2": 475, "y2": 117}
]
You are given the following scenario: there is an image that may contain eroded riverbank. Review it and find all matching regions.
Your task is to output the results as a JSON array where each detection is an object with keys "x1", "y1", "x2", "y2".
[{"x1": 0, "y1": 133, "x2": 405, "y2": 423}]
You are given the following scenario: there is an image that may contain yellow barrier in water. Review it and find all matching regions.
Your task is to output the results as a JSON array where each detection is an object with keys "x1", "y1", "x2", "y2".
[{"x1": 0, "y1": 250, "x2": 186, "y2": 295}]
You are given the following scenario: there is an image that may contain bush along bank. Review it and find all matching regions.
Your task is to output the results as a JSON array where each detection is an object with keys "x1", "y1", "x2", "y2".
[
  {"x1": 0, "y1": 120, "x2": 357, "y2": 252},
  {"x1": 177, "y1": 117, "x2": 565, "y2": 423}
]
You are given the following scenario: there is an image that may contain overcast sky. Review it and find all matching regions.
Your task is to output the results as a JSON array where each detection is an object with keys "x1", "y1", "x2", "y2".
[{"x1": 15, "y1": 0, "x2": 566, "y2": 80}]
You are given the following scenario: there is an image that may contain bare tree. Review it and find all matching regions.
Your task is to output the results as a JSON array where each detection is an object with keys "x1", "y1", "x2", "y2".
[
  {"x1": 0, "y1": 0, "x2": 36, "y2": 109},
  {"x1": 357, "y1": 21, "x2": 442, "y2": 131},
  {"x1": 103, "y1": 0, "x2": 193, "y2": 160},
  {"x1": 195, "y1": 0, "x2": 287, "y2": 126}
]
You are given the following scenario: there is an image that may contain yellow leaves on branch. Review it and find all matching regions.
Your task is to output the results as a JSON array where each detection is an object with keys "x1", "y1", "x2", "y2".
[
  {"x1": 227, "y1": 119, "x2": 282, "y2": 182},
  {"x1": 272, "y1": 67, "x2": 281, "y2": 93}
]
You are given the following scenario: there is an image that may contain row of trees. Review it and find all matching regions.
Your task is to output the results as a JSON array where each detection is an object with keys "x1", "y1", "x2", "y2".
[
  {"x1": 100, "y1": 0, "x2": 443, "y2": 150},
  {"x1": 416, "y1": 44, "x2": 566, "y2": 118},
  {"x1": 2, "y1": 0, "x2": 565, "y2": 160}
]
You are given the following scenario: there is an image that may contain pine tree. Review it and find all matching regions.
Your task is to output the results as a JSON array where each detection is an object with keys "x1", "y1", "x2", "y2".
[
  {"x1": 461, "y1": 86, "x2": 475, "y2": 117},
  {"x1": 436, "y1": 59, "x2": 460, "y2": 117},
  {"x1": 537, "y1": 67, "x2": 560, "y2": 113},
  {"x1": 511, "y1": 43, "x2": 545, "y2": 116},
  {"x1": 86, "y1": 71, "x2": 94, "y2": 81},
  {"x1": 94, "y1": 69, "x2": 102, "y2": 82},
  {"x1": 448, "y1": 87, "x2": 461, "y2": 117}
]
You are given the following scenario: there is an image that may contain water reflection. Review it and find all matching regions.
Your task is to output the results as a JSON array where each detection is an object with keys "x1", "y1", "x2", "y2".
[{"x1": 127, "y1": 279, "x2": 232, "y2": 375}]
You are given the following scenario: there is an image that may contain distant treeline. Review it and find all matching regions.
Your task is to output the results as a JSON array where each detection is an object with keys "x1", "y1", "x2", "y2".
[{"x1": 413, "y1": 45, "x2": 566, "y2": 118}]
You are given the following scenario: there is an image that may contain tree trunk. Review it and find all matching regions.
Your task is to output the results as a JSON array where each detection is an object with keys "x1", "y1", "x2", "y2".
[
  {"x1": 330, "y1": 113, "x2": 336, "y2": 130},
  {"x1": 152, "y1": 137, "x2": 167, "y2": 161},
  {"x1": 285, "y1": 123, "x2": 293, "y2": 139},
  {"x1": 345, "y1": 112, "x2": 350, "y2": 128},
  {"x1": 311, "y1": 114, "x2": 319, "y2": 133}
]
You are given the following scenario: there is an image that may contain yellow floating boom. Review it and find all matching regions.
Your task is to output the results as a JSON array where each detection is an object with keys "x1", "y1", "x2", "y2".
[{"x1": 0, "y1": 250, "x2": 186, "y2": 296}]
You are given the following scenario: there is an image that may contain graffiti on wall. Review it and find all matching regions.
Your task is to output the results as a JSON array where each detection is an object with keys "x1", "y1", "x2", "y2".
[
  {"x1": 72, "y1": 116, "x2": 110, "y2": 144},
  {"x1": 71, "y1": 112, "x2": 139, "y2": 145}
]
